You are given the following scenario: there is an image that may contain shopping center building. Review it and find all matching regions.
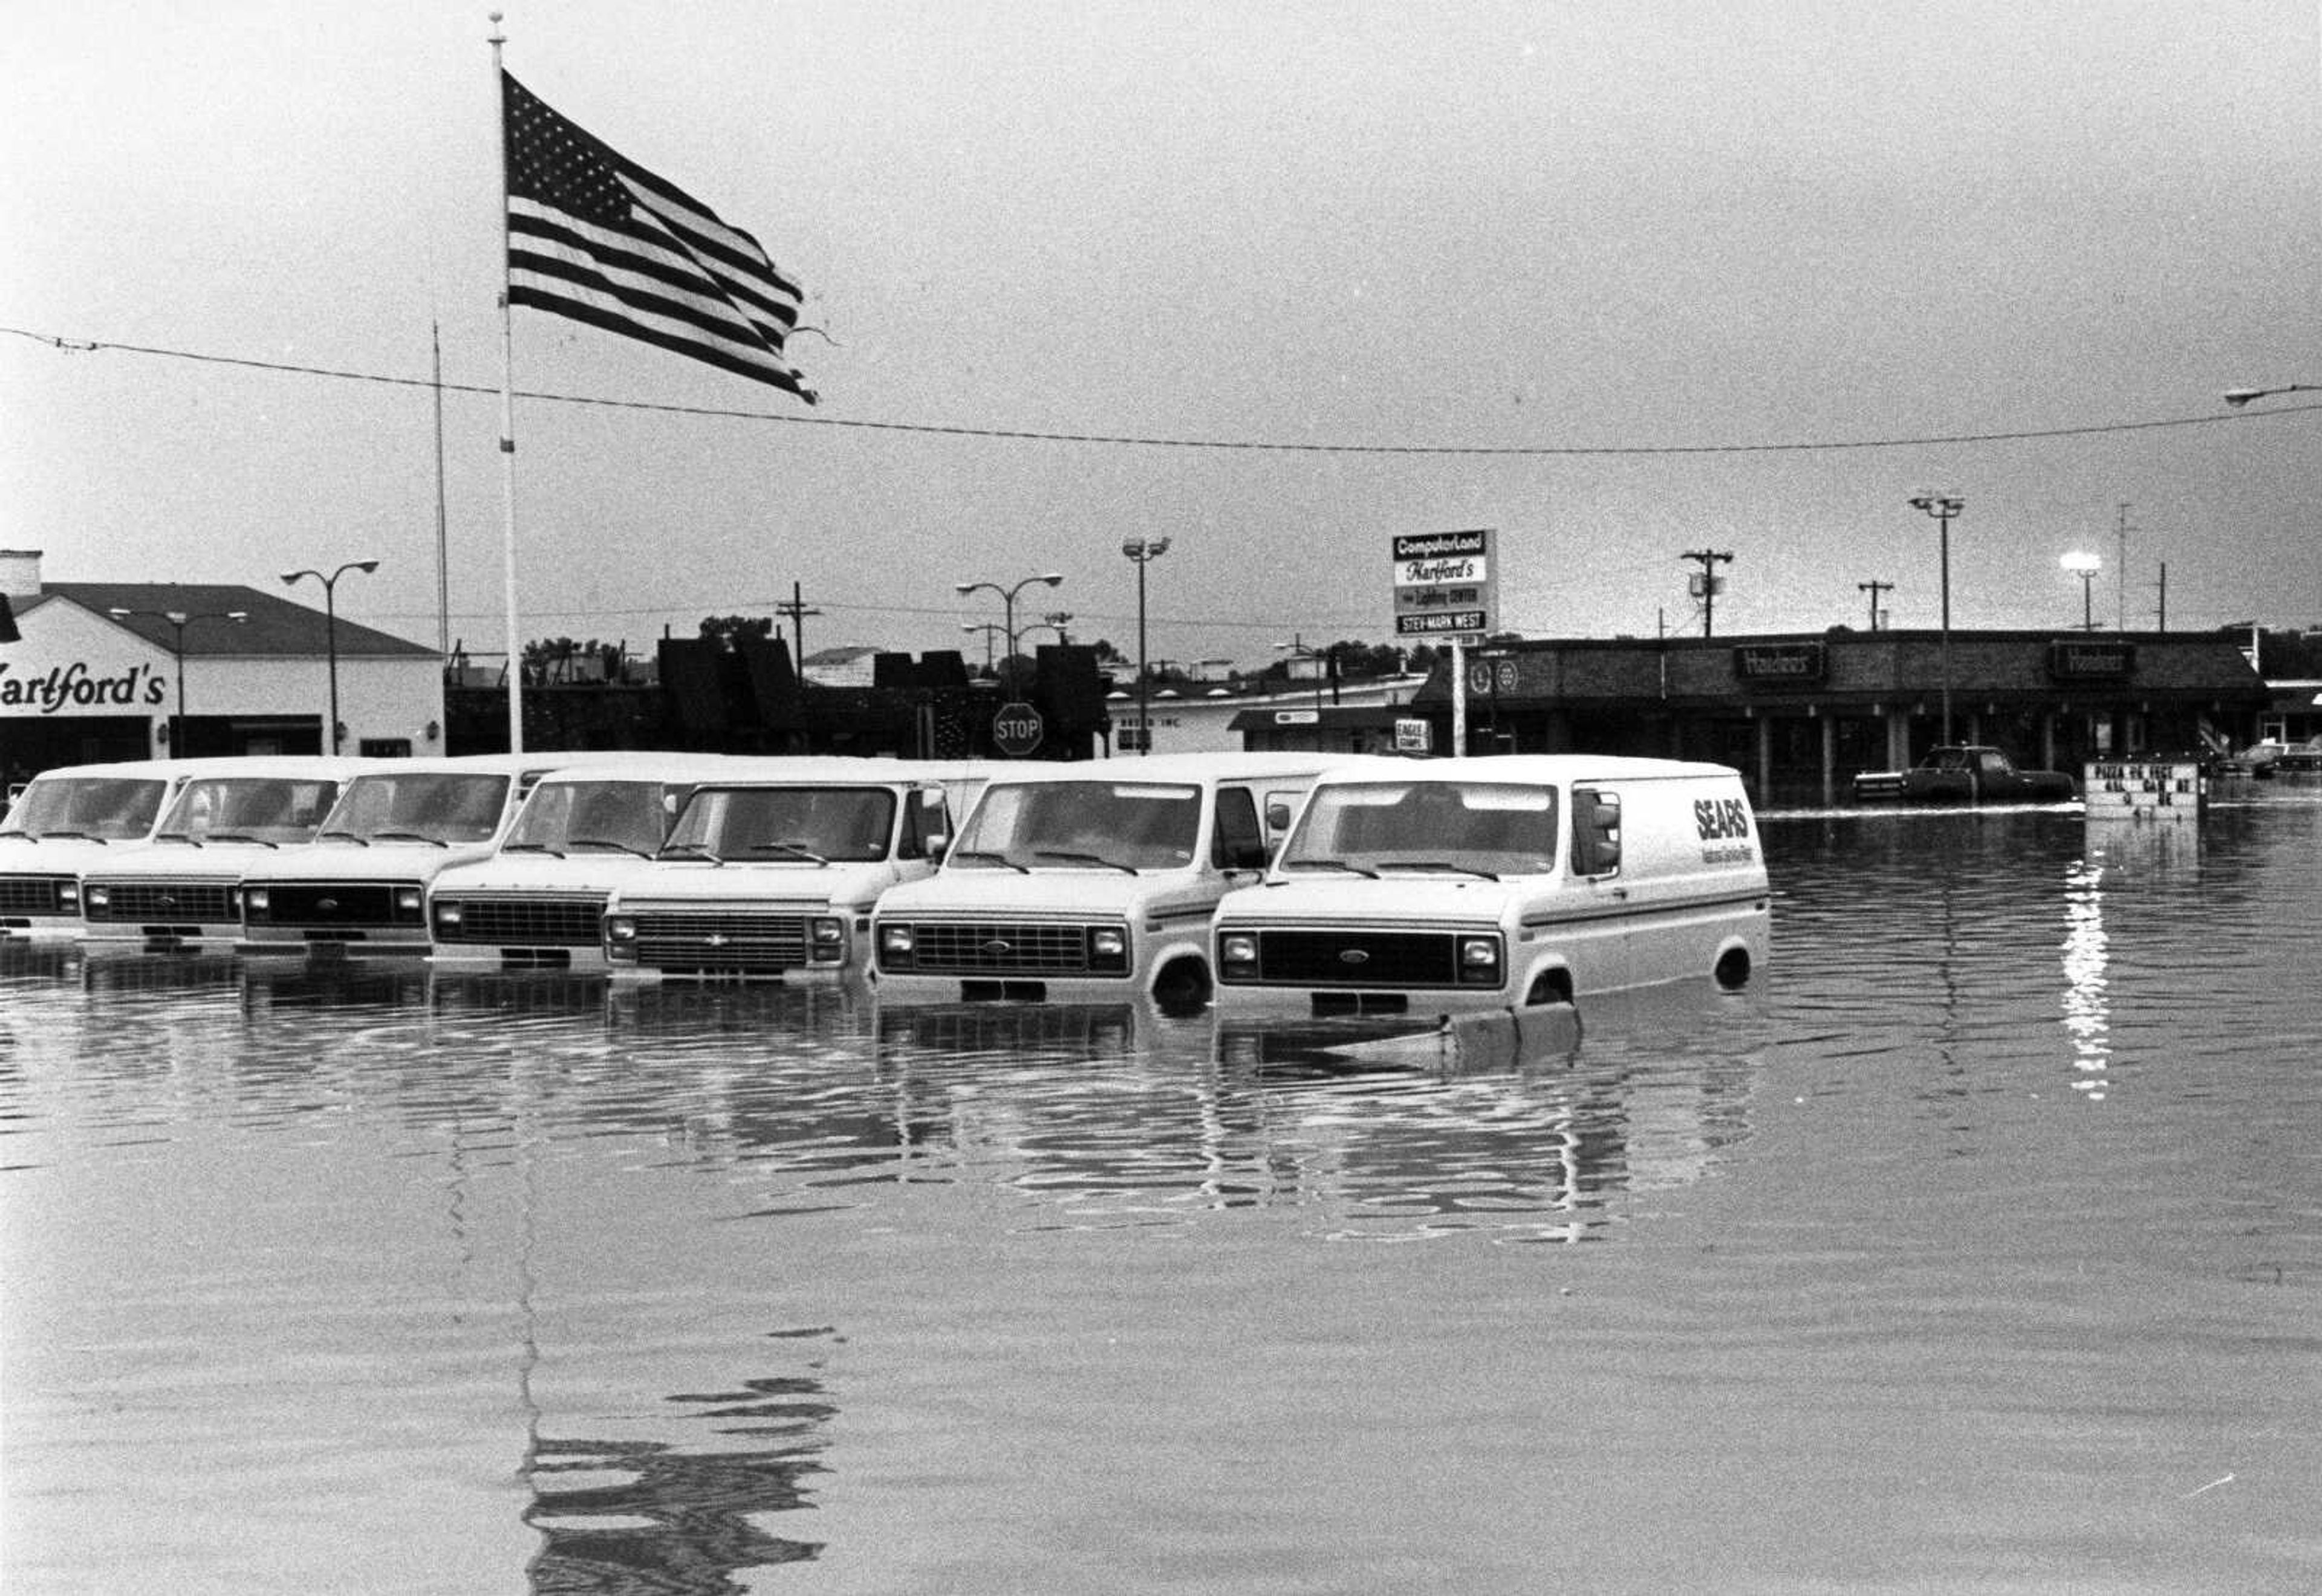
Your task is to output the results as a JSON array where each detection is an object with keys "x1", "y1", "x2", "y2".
[{"x1": 1, "y1": 550, "x2": 443, "y2": 786}]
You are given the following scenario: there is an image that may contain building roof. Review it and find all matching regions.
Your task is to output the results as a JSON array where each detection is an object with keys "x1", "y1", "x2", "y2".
[{"x1": 25, "y1": 583, "x2": 437, "y2": 661}]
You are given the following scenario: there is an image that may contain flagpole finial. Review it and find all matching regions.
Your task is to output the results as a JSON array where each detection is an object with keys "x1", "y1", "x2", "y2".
[{"x1": 488, "y1": 11, "x2": 504, "y2": 44}]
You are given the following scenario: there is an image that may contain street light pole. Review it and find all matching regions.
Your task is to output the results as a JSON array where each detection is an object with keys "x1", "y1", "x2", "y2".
[
  {"x1": 1909, "y1": 494, "x2": 1964, "y2": 744},
  {"x1": 2061, "y1": 551, "x2": 2101, "y2": 632},
  {"x1": 955, "y1": 571, "x2": 1064, "y2": 696},
  {"x1": 281, "y1": 559, "x2": 380, "y2": 753},
  {"x1": 1119, "y1": 537, "x2": 1170, "y2": 755},
  {"x1": 108, "y1": 607, "x2": 248, "y2": 757},
  {"x1": 2224, "y1": 385, "x2": 2321, "y2": 634}
]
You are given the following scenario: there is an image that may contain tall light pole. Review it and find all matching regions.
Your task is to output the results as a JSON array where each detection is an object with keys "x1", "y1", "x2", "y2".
[
  {"x1": 2225, "y1": 385, "x2": 2320, "y2": 634},
  {"x1": 1909, "y1": 493, "x2": 1963, "y2": 744},
  {"x1": 954, "y1": 571, "x2": 1064, "y2": 695},
  {"x1": 2060, "y1": 551, "x2": 2101, "y2": 632},
  {"x1": 281, "y1": 559, "x2": 380, "y2": 753},
  {"x1": 108, "y1": 607, "x2": 248, "y2": 758},
  {"x1": 1120, "y1": 537, "x2": 1170, "y2": 755}
]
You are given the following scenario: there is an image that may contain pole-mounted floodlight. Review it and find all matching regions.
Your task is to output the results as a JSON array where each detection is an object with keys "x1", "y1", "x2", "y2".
[
  {"x1": 1908, "y1": 493, "x2": 1964, "y2": 744},
  {"x1": 1120, "y1": 538, "x2": 1171, "y2": 754}
]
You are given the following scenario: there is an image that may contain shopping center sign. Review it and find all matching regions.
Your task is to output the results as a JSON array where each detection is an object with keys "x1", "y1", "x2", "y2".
[{"x1": 1391, "y1": 529, "x2": 1496, "y2": 643}]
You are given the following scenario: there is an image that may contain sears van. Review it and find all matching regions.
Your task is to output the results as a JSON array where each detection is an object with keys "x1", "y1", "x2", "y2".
[
  {"x1": 601, "y1": 759, "x2": 988, "y2": 981},
  {"x1": 873, "y1": 752, "x2": 1394, "y2": 1011},
  {"x1": 236, "y1": 754, "x2": 570, "y2": 958},
  {"x1": 2, "y1": 757, "x2": 282, "y2": 941},
  {"x1": 77, "y1": 756, "x2": 368, "y2": 951},
  {"x1": 426, "y1": 753, "x2": 739, "y2": 972},
  {"x1": 1211, "y1": 755, "x2": 1769, "y2": 1018}
]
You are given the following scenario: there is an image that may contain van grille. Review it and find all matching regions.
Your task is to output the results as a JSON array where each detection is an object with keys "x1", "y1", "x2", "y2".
[
  {"x1": 259, "y1": 881, "x2": 414, "y2": 929},
  {"x1": 437, "y1": 894, "x2": 605, "y2": 947},
  {"x1": 906, "y1": 921, "x2": 1099, "y2": 976},
  {"x1": 84, "y1": 880, "x2": 237, "y2": 924},
  {"x1": 1236, "y1": 929, "x2": 1459, "y2": 988},
  {"x1": 0, "y1": 875, "x2": 77, "y2": 916},
  {"x1": 629, "y1": 910, "x2": 808, "y2": 976}
]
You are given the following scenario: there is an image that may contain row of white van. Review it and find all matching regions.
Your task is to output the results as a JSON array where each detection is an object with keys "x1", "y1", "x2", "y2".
[{"x1": 1, "y1": 748, "x2": 1771, "y2": 1018}]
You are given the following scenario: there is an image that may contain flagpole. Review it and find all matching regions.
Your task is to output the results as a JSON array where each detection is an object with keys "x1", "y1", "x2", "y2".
[
  {"x1": 431, "y1": 319, "x2": 450, "y2": 662},
  {"x1": 490, "y1": 10, "x2": 525, "y2": 753}
]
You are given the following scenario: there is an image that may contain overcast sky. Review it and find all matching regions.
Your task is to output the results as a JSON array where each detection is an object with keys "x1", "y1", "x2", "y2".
[{"x1": 5, "y1": 1, "x2": 2318, "y2": 671}]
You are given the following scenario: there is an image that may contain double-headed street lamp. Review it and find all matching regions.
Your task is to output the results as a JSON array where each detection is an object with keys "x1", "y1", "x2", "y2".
[
  {"x1": 1909, "y1": 493, "x2": 1964, "y2": 744},
  {"x1": 281, "y1": 559, "x2": 380, "y2": 753},
  {"x1": 954, "y1": 572, "x2": 1063, "y2": 693},
  {"x1": 2060, "y1": 550, "x2": 2102, "y2": 631},
  {"x1": 108, "y1": 606, "x2": 249, "y2": 758},
  {"x1": 1120, "y1": 537, "x2": 1171, "y2": 755}
]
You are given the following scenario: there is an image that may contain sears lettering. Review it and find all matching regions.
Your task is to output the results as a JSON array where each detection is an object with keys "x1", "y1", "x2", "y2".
[{"x1": 1694, "y1": 797, "x2": 1751, "y2": 842}]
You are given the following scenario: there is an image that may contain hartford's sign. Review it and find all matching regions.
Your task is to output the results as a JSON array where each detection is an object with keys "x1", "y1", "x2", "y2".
[
  {"x1": 0, "y1": 659, "x2": 169, "y2": 715},
  {"x1": 1391, "y1": 528, "x2": 1497, "y2": 643}
]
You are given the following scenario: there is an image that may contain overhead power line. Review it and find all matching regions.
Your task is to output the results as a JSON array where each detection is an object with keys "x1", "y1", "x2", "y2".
[{"x1": 9, "y1": 323, "x2": 2318, "y2": 458}]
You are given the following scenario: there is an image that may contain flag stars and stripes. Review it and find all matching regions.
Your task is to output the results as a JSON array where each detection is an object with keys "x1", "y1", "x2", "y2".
[{"x1": 501, "y1": 71, "x2": 815, "y2": 403}]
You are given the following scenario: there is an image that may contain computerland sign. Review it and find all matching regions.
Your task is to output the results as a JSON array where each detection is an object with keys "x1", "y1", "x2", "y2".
[
  {"x1": 1392, "y1": 528, "x2": 1496, "y2": 641},
  {"x1": 0, "y1": 659, "x2": 170, "y2": 714}
]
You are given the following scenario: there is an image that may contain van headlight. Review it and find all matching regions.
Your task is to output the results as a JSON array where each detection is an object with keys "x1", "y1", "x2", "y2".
[
  {"x1": 394, "y1": 886, "x2": 425, "y2": 923},
  {"x1": 878, "y1": 923, "x2": 915, "y2": 970},
  {"x1": 57, "y1": 880, "x2": 80, "y2": 912},
  {"x1": 1087, "y1": 924, "x2": 1130, "y2": 975},
  {"x1": 1458, "y1": 935, "x2": 1504, "y2": 986},
  {"x1": 604, "y1": 913, "x2": 637, "y2": 961},
  {"x1": 83, "y1": 884, "x2": 109, "y2": 911},
  {"x1": 242, "y1": 886, "x2": 270, "y2": 918},
  {"x1": 1218, "y1": 931, "x2": 1259, "y2": 979},
  {"x1": 809, "y1": 915, "x2": 845, "y2": 964},
  {"x1": 432, "y1": 900, "x2": 464, "y2": 930}
]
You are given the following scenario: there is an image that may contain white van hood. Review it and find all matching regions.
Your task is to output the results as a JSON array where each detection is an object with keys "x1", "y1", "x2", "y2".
[
  {"x1": 0, "y1": 835, "x2": 141, "y2": 876},
  {"x1": 431, "y1": 851, "x2": 663, "y2": 897},
  {"x1": 1217, "y1": 873, "x2": 1523, "y2": 927},
  {"x1": 238, "y1": 840, "x2": 501, "y2": 884},
  {"x1": 78, "y1": 838, "x2": 287, "y2": 884},
  {"x1": 616, "y1": 858, "x2": 902, "y2": 910},
  {"x1": 877, "y1": 867, "x2": 1219, "y2": 921}
]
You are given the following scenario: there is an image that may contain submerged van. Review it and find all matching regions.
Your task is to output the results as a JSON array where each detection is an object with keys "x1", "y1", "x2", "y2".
[
  {"x1": 77, "y1": 756, "x2": 368, "y2": 951},
  {"x1": 872, "y1": 752, "x2": 1390, "y2": 1010},
  {"x1": 1211, "y1": 755, "x2": 1769, "y2": 1018},
  {"x1": 426, "y1": 753, "x2": 738, "y2": 972},
  {"x1": 1, "y1": 757, "x2": 271, "y2": 941},
  {"x1": 601, "y1": 759, "x2": 988, "y2": 981},
  {"x1": 237, "y1": 754, "x2": 571, "y2": 958}
]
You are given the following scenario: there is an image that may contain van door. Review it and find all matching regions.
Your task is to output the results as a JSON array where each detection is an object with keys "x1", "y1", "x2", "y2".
[{"x1": 1563, "y1": 785, "x2": 1633, "y2": 993}]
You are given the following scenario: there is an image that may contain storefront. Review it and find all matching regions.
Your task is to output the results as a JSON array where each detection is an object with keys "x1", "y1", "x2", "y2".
[
  {"x1": 1403, "y1": 629, "x2": 2271, "y2": 805},
  {"x1": 1, "y1": 550, "x2": 443, "y2": 788}
]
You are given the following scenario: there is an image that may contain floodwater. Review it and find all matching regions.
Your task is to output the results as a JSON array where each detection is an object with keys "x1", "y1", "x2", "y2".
[{"x1": 4, "y1": 790, "x2": 2320, "y2": 1595}]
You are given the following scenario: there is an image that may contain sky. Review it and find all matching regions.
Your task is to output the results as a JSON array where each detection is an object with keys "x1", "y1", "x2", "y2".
[{"x1": 5, "y1": 1, "x2": 2320, "y2": 673}]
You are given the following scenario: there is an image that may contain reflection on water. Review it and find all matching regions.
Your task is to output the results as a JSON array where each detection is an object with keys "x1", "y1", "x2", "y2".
[{"x1": 5, "y1": 798, "x2": 2321, "y2": 1593}]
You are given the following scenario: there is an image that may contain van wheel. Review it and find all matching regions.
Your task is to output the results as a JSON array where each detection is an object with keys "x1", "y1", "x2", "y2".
[
  {"x1": 1713, "y1": 947, "x2": 1752, "y2": 991},
  {"x1": 1153, "y1": 959, "x2": 1212, "y2": 1016},
  {"x1": 1524, "y1": 968, "x2": 1574, "y2": 1006}
]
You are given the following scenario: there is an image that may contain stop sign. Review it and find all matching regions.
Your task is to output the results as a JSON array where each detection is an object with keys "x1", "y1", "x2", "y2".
[{"x1": 992, "y1": 700, "x2": 1044, "y2": 757}]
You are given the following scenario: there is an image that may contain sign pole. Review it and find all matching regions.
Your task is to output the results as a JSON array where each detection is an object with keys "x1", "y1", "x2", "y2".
[{"x1": 1450, "y1": 640, "x2": 1466, "y2": 759}]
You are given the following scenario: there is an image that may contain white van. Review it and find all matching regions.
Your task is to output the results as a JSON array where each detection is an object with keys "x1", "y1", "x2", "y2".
[
  {"x1": 602, "y1": 758, "x2": 989, "y2": 982},
  {"x1": 236, "y1": 754, "x2": 573, "y2": 958},
  {"x1": 1211, "y1": 755, "x2": 1770, "y2": 1018},
  {"x1": 77, "y1": 756, "x2": 369, "y2": 951},
  {"x1": 426, "y1": 754, "x2": 740, "y2": 972},
  {"x1": 1, "y1": 757, "x2": 276, "y2": 941},
  {"x1": 872, "y1": 751, "x2": 1391, "y2": 1011}
]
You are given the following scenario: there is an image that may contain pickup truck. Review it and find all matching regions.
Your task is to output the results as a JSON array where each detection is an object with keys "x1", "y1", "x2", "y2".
[{"x1": 1852, "y1": 745, "x2": 2076, "y2": 805}]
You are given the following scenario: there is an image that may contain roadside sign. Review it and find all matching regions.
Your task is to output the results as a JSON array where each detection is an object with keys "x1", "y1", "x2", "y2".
[
  {"x1": 1394, "y1": 717, "x2": 1434, "y2": 754},
  {"x1": 1392, "y1": 528, "x2": 1495, "y2": 643},
  {"x1": 992, "y1": 701, "x2": 1044, "y2": 757}
]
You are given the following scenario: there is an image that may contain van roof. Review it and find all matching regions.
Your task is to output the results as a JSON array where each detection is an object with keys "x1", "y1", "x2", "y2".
[
  {"x1": 1313, "y1": 754, "x2": 1742, "y2": 785},
  {"x1": 978, "y1": 751, "x2": 1406, "y2": 787}
]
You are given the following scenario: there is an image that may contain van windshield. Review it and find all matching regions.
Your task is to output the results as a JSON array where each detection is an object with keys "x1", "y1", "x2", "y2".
[
  {"x1": 1, "y1": 776, "x2": 169, "y2": 841},
  {"x1": 506, "y1": 779, "x2": 678, "y2": 855},
  {"x1": 662, "y1": 785, "x2": 897, "y2": 863},
  {"x1": 156, "y1": 776, "x2": 342, "y2": 845},
  {"x1": 1280, "y1": 782, "x2": 1559, "y2": 877},
  {"x1": 319, "y1": 773, "x2": 511, "y2": 845},
  {"x1": 951, "y1": 781, "x2": 1200, "y2": 872}
]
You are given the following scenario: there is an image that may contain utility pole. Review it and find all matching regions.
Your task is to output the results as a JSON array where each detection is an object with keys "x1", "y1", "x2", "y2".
[
  {"x1": 2155, "y1": 562, "x2": 2167, "y2": 632},
  {"x1": 2115, "y1": 503, "x2": 2135, "y2": 635},
  {"x1": 776, "y1": 582, "x2": 822, "y2": 673},
  {"x1": 1682, "y1": 549, "x2": 1733, "y2": 637},
  {"x1": 1857, "y1": 579, "x2": 1893, "y2": 631}
]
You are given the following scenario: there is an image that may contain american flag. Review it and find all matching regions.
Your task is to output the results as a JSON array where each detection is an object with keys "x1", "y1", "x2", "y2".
[{"x1": 502, "y1": 71, "x2": 815, "y2": 403}]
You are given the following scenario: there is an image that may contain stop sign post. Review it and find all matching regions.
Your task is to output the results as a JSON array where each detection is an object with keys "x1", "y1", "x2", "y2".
[{"x1": 992, "y1": 699, "x2": 1044, "y2": 757}]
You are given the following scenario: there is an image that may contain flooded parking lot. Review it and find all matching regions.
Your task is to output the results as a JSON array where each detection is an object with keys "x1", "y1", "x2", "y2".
[{"x1": 5, "y1": 791, "x2": 2320, "y2": 1594}]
